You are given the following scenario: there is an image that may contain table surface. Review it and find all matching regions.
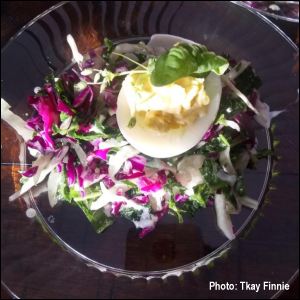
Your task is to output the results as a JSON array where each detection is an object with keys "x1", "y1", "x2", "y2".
[{"x1": 1, "y1": 1, "x2": 299, "y2": 299}]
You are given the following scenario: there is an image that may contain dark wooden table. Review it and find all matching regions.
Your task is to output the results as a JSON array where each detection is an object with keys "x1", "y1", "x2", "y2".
[{"x1": 1, "y1": 1, "x2": 299, "y2": 299}]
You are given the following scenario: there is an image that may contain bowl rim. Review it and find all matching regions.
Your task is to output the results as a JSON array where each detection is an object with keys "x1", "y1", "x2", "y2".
[{"x1": 231, "y1": 1, "x2": 299, "y2": 23}]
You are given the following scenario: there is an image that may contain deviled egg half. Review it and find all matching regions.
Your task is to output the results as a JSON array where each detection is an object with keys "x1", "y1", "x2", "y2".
[{"x1": 116, "y1": 37, "x2": 222, "y2": 158}]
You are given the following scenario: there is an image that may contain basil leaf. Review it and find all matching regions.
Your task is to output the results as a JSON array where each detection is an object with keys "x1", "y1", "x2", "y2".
[
  {"x1": 150, "y1": 47, "x2": 198, "y2": 87},
  {"x1": 177, "y1": 43, "x2": 229, "y2": 77}
]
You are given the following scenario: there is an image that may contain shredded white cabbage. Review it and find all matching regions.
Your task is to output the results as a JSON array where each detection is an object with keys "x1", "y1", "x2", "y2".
[
  {"x1": 99, "y1": 138, "x2": 128, "y2": 150},
  {"x1": 219, "y1": 147, "x2": 237, "y2": 175},
  {"x1": 60, "y1": 116, "x2": 73, "y2": 130},
  {"x1": 221, "y1": 75, "x2": 267, "y2": 123},
  {"x1": 240, "y1": 195, "x2": 259, "y2": 210},
  {"x1": 48, "y1": 169, "x2": 61, "y2": 208},
  {"x1": 59, "y1": 138, "x2": 87, "y2": 167},
  {"x1": 214, "y1": 193, "x2": 235, "y2": 240},
  {"x1": 67, "y1": 34, "x2": 83, "y2": 64},
  {"x1": 225, "y1": 60, "x2": 250, "y2": 81},
  {"x1": 1, "y1": 98, "x2": 33, "y2": 141},
  {"x1": 32, "y1": 154, "x2": 53, "y2": 184},
  {"x1": 108, "y1": 145, "x2": 140, "y2": 181},
  {"x1": 9, "y1": 146, "x2": 69, "y2": 201},
  {"x1": 217, "y1": 169, "x2": 237, "y2": 186},
  {"x1": 225, "y1": 120, "x2": 240, "y2": 132},
  {"x1": 148, "y1": 189, "x2": 165, "y2": 212},
  {"x1": 83, "y1": 174, "x2": 106, "y2": 188}
]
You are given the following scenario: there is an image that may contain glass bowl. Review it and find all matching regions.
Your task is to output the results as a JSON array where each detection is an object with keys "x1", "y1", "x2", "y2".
[
  {"x1": 1, "y1": 1, "x2": 299, "y2": 299},
  {"x1": 232, "y1": 1, "x2": 299, "y2": 23}
]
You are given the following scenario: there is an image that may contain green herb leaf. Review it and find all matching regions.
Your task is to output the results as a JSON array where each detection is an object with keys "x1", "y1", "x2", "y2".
[
  {"x1": 196, "y1": 136, "x2": 228, "y2": 155},
  {"x1": 60, "y1": 112, "x2": 70, "y2": 122},
  {"x1": 200, "y1": 158, "x2": 228, "y2": 192},
  {"x1": 120, "y1": 207, "x2": 143, "y2": 222},
  {"x1": 234, "y1": 172, "x2": 247, "y2": 197},
  {"x1": 217, "y1": 94, "x2": 247, "y2": 119},
  {"x1": 76, "y1": 199, "x2": 114, "y2": 233},
  {"x1": 128, "y1": 117, "x2": 136, "y2": 129},
  {"x1": 56, "y1": 165, "x2": 72, "y2": 203},
  {"x1": 45, "y1": 74, "x2": 54, "y2": 83},
  {"x1": 168, "y1": 197, "x2": 184, "y2": 223},
  {"x1": 183, "y1": 200, "x2": 202, "y2": 219},
  {"x1": 235, "y1": 66, "x2": 262, "y2": 96},
  {"x1": 189, "y1": 183, "x2": 211, "y2": 208},
  {"x1": 19, "y1": 176, "x2": 30, "y2": 185}
]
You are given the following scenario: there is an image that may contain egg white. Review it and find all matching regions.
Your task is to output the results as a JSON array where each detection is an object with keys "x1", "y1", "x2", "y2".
[{"x1": 116, "y1": 35, "x2": 222, "y2": 158}]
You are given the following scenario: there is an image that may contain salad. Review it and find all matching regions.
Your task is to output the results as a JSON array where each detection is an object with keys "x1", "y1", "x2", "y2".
[{"x1": 1, "y1": 34, "x2": 276, "y2": 240}]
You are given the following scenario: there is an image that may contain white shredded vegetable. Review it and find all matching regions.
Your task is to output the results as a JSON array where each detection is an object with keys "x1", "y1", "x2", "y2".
[
  {"x1": 60, "y1": 116, "x2": 73, "y2": 130},
  {"x1": 221, "y1": 75, "x2": 267, "y2": 123},
  {"x1": 108, "y1": 145, "x2": 140, "y2": 181},
  {"x1": 9, "y1": 146, "x2": 69, "y2": 201},
  {"x1": 1, "y1": 98, "x2": 33, "y2": 141},
  {"x1": 215, "y1": 193, "x2": 236, "y2": 240},
  {"x1": 235, "y1": 151, "x2": 251, "y2": 172},
  {"x1": 226, "y1": 120, "x2": 240, "y2": 132},
  {"x1": 67, "y1": 34, "x2": 84, "y2": 64},
  {"x1": 240, "y1": 195, "x2": 259, "y2": 210},
  {"x1": 148, "y1": 189, "x2": 165, "y2": 212},
  {"x1": 217, "y1": 169, "x2": 237, "y2": 186},
  {"x1": 32, "y1": 154, "x2": 53, "y2": 184},
  {"x1": 99, "y1": 138, "x2": 128, "y2": 150},
  {"x1": 219, "y1": 147, "x2": 237, "y2": 175},
  {"x1": 225, "y1": 60, "x2": 250, "y2": 81},
  {"x1": 47, "y1": 169, "x2": 61, "y2": 208}
]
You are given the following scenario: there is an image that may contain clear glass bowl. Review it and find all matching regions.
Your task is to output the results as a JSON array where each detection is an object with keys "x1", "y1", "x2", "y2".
[
  {"x1": 1, "y1": 1, "x2": 299, "y2": 298},
  {"x1": 232, "y1": 1, "x2": 299, "y2": 23}
]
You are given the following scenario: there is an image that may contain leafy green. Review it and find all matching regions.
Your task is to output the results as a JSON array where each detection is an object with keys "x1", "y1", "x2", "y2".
[
  {"x1": 55, "y1": 78, "x2": 64, "y2": 94},
  {"x1": 247, "y1": 148, "x2": 277, "y2": 169},
  {"x1": 77, "y1": 199, "x2": 114, "y2": 233},
  {"x1": 19, "y1": 176, "x2": 29, "y2": 185},
  {"x1": 60, "y1": 112, "x2": 70, "y2": 122},
  {"x1": 189, "y1": 183, "x2": 211, "y2": 208},
  {"x1": 164, "y1": 173, "x2": 186, "y2": 196},
  {"x1": 183, "y1": 200, "x2": 202, "y2": 219},
  {"x1": 120, "y1": 207, "x2": 143, "y2": 222},
  {"x1": 234, "y1": 172, "x2": 247, "y2": 197},
  {"x1": 45, "y1": 74, "x2": 54, "y2": 83},
  {"x1": 102, "y1": 38, "x2": 115, "y2": 62},
  {"x1": 168, "y1": 197, "x2": 184, "y2": 223},
  {"x1": 196, "y1": 136, "x2": 228, "y2": 155},
  {"x1": 56, "y1": 166, "x2": 72, "y2": 203},
  {"x1": 200, "y1": 158, "x2": 228, "y2": 192},
  {"x1": 134, "y1": 53, "x2": 147, "y2": 64},
  {"x1": 221, "y1": 184, "x2": 238, "y2": 210},
  {"x1": 255, "y1": 148, "x2": 276, "y2": 160},
  {"x1": 235, "y1": 66, "x2": 262, "y2": 96},
  {"x1": 150, "y1": 46, "x2": 198, "y2": 87},
  {"x1": 217, "y1": 94, "x2": 247, "y2": 119},
  {"x1": 60, "y1": 91, "x2": 73, "y2": 107},
  {"x1": 128, "y1": 117, "x2": 136, "y2": 129}
]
